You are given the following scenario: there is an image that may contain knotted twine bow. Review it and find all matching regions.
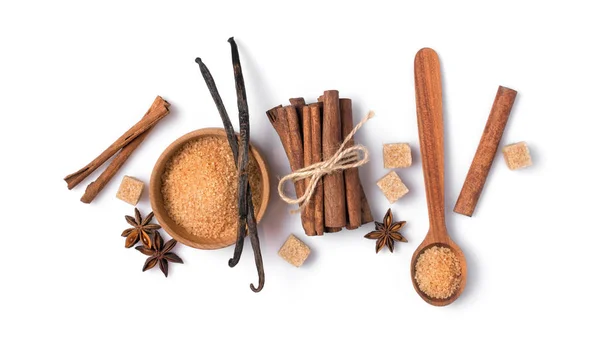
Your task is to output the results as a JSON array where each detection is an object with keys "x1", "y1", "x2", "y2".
[{"x1": 278, "y1": 110, "x2": 375, "y2": 212}]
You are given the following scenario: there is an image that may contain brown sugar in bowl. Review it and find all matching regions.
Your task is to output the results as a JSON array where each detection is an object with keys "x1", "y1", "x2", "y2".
[{"x1": 149, "y1": 128, "x2": 270, "y2": 250}]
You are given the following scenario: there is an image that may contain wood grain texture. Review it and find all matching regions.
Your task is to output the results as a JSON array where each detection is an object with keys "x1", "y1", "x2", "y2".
[
  {"x1": 414, "y1": 49, "x2": 445, "y2": 232},
  {"x1": 340, "y1": 98, "x2": 362, "y2": 229},
  {"x1": 454, "y1": 86, "x2": 517, "y2": 217},
  {"x1": 322, "y1": 90, "x2": 347, "y2": 229},
  {"x1": 410, "y1": 48, "x2": 467, "y2": 307}
]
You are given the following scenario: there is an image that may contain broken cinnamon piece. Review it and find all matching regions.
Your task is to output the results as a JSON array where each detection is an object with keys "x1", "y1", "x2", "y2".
[{"x1": 64, "y1": 96, "x2": 170, "y2": 190}]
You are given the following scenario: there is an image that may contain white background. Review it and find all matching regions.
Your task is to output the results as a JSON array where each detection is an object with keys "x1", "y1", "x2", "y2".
[{"x1": 1, "y1": 1, "x2": 598, "y2": 336}]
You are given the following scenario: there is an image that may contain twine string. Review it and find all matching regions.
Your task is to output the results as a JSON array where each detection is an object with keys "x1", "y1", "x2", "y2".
[{"x1": 278, "y1": 110, "x2": 375, "y2": 212}]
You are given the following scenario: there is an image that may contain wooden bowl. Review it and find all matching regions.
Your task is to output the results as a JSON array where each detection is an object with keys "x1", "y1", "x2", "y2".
[{"x1": 149, "y1": 128, "x2": 270, "y2": 250}]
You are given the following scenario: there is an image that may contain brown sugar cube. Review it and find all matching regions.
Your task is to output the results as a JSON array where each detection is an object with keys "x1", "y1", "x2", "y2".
[
  {"x1": 377, "y1": 171, "x2": 409, "y2": 203},
  {"x1": 278, "y1": 234, "x2": 311, "y2": 267},
  {"x1": 116, "y1": 176, "x2": 144, "y2": 205},
  {"x1": 502, "y1": 142, "x2": 533, "y2": 170},
  {"x1": 383, "y1": 143, "x2": 412, "y2": 168}
]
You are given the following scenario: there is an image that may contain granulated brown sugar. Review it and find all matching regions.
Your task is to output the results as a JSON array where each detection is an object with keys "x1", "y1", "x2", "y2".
[
  {"x1": 414, "y1": 246, "x2": 461, "y2": 299},
  {"x1": 161, "y1": 136, "x2": 262, "y2": 239}
]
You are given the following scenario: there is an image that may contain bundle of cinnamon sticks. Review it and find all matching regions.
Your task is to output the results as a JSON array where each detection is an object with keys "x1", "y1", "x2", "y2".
[{"x1": 267, "y1": 90, "x2": 373, "y2": 236}]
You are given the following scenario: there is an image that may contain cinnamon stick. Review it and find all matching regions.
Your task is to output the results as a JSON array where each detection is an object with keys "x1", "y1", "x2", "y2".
[
  {"x1": 284, "y1": 105, "x2": 314, "y2": 235},
  {"x1": 80, "y1": 99, "x2": 170, "y2": 203},
  {"x1": 289, "y1": 97, "x2": 306, "y2": 113},
  {"x1": 64, "y1": 96, "x2": 170, "y2": 189},
  {"x1": 322, "y1": 90, "x2": 346, "y2": 229},
  {"x1": 282, "y1": 105, "x2": 305, "y2": 187},
  {"x1": 454, "y1": 86, "x2": 517, "y2": 217},
  {"x1": 266, "y1": 105, "x2": 315, "y2": 234},
  {"x1": 289, "y1": 97, "x2": 305, "y2": 131},
  {"x1": 360, "y1": 183, "x2": 374, "y2": 224},
  {"x1": 80, "y1": 134, "x2": 148, "y2": 203},
  {"x1": 265, "y1": 105, "x2": 286, "y2": 150},
  {"x1": 310, "y1": 103, "x2": 324, "y2": 236},
  {"x1": 340, "y1": 98, "x2": 361, "y2": 229},
  {"x1": 302, "y1": 105, "x2": 315, "y2": 235}
]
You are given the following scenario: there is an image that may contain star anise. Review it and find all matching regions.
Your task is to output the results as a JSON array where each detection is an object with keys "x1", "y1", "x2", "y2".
[
  {"x1": 364, "y1": 208, "x2": 407, "y2": 253},
  {"x1": 136, "y1": 232, "x2": 183, "y2": 277},
  {"x1": 121, "y1": 208, "x2": 161, "y2": 249}
]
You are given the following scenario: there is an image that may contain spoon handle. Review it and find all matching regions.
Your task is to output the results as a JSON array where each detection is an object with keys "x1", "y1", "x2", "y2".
[{"x1": 414, "y1": 48, "x2": 446, "y2": 231}]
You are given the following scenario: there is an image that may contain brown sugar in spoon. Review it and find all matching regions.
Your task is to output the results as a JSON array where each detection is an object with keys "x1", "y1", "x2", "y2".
[{"x1": 410, "y1": 48, "x2": 467, "y2": 306}]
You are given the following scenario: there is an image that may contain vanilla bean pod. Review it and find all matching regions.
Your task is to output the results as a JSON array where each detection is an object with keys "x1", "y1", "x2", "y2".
[
  {"x1": 195, "y1": 57, "x2": 247, "y2": 267},
  {"x1": 194, "y1": 37, "x2": 264, "y2": 292},
  {"x1": 228, "y1": 37, "x2": 264, "y2": 293}
]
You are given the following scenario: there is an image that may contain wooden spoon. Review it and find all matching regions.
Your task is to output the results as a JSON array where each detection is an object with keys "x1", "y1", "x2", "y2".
[{"x1": 410, "y1": 48, "x2": 467, "y2": 306}]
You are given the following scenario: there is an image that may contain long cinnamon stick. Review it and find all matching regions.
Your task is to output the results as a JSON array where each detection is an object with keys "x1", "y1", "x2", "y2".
[
  {"x1": 310, "y1": 103, "x2": 324, "y2": 236},
  {"x1": 283, "y1": 105, "x2": 314, "y2": 235},
  {"x1": 80, "y1": 99, "x2": 170, "y2": 203},
  {"x1": 340, "y1": 98, "x2": 362, "y2": 229},
  {"x1": 454, "y1": 86, "x2": 517, "y2": 216},
  {"x1": 266, "y1": 105, "x2": 311, "y2": 232},
  {"x1": 302, "y1": 105, "x2": 315, "y2": 235},
  {"x1": 322, "y1": 90, "x2": 346, "y2": 229},
  {"x1": 64, "y1": 96, "x2": 170, "y2": 189}
]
